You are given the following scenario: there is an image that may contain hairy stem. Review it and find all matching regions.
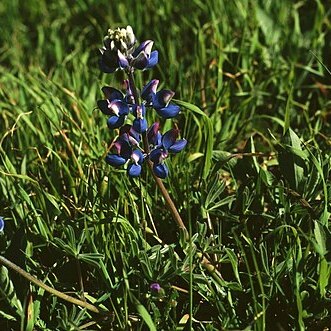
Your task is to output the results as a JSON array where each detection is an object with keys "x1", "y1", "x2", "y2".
[{"x1": 0, "y1": 255, "x2": 102, "y2": 314}]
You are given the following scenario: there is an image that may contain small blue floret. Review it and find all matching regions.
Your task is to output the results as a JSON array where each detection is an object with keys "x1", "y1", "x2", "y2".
[{"x1": 0, "y1": 217, "x2": 4, "y2": 232}]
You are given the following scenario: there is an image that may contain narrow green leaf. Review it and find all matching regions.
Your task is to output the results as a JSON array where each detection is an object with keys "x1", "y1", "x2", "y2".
[
  {"x1": 0, "y1": 266, "x2": 23, "y2": 318},
  {"x1": 278, "y1": 129, "x2": 305, "y2": 190},
  {"x1": 175, "y1": 99, "x2": 213, "y2": 179},
  {"x1": 135, "y1": 299, "x2": 157, "y2": 331}
]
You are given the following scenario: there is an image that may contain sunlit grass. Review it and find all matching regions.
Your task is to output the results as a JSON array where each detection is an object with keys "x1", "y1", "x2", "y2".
[{"x1": 0, "y1": 0, "x2": 331, "y2": 330}]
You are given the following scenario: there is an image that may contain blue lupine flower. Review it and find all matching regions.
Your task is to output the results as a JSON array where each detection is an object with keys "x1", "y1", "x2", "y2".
[
  {"x1": 162, "y1": 129, "x2": 187, "y2": 153},
  {"x1": 147, "y1": 122, "x2": 162, "y2": 146},
  {"x1": 99, "y1": 48, "x2": 121, "y2": 73},
  {"x1": 124, "y1": 79, "x2": 135, "y2": 104},
  {"x1": 132, "y1": 104, "x2": 148, "y2": 133},
  {"x1": 120, "y1": 124, "x2": 141, "y2": 146},
  {"x1": 105, "y1": 135, "x2": 144, "y2": 177},
  {"x1": 130, "y1": 40, "x2": 158, "y2": 70},
  {"x1": 0, "y1": 217, "x2": 4, "y2": 232},
  {"x1": 141, "y1": 79, "x2": 159, "y2": 103},
  {"x1": 150, "y1": 149, "x2": 169, "y2": 179},
  {"x1": 99, "y1": 26, "x2": 158, "y2": 73},
  {"x1": 142, "y1": 80, "x2": 180, "y2": 118},
  {"x1": 105, "y1": 139, "x2": 132, "y2": 167},
  {"x1": 127, "y1": 149, "x2": 144, "y2": 177},
  {"x1": 149, "y1": 129, "x2": 187, "y2": 178},
  {"x1": 97, "y1": 86, "x2": 130, "y2": 129},
  {"x1": 150, "y1": 283, "x2": 161, "y2": 292},
  {"x1": 153, "y1": 90, "x2": 180, "y2": 118}
]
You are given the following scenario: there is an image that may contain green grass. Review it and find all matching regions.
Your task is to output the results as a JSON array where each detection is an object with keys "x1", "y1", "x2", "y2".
[{"x1": 1, "y1": 0, "x2": 331, "y2": 330}]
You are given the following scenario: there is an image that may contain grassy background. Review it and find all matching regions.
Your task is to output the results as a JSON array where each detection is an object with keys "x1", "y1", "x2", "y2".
[{"x1": 0, "y1": 0, "x2": 331, "y2": 330}]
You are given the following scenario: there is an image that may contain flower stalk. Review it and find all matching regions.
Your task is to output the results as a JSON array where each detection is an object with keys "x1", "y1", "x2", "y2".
[
  {"x1": 98, "y1": 25, "x2": 188, "y2": 231},
  {"x1": 127, "y1": 70, "x2": 188, "y2": 236},
  {"x1": 98, "y1": 25, "x2": 220, "y2": 278}
]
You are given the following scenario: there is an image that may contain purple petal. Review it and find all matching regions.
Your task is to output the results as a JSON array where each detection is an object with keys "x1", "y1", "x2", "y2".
[
  {"x1": 168, "y1": 139, "x2": 187, "y2": 153},
  {"x1": 154, "y1": 90, "x2": 175, "y2": 108},
  {"x1": 141, "y1": 79, "x2": 159, "y2": 103},
  {"x1": 162, "y1": 129, "x2": 178, "y2": 150},
  {"x1": 103, "y1": 37, "x2": 112, "y2": 49},
  {"x1": 153, "y1": 163, "x2": 169, "y2": 179},
  {"x1": 155, "y1": 132, "x2": 162, "y2": 146},
  {"x1": 118, "y1": 140, "x2": 132, "y2": 159},
  {"x1": 113, "y1": 141, "x2": 122, "y2": 154},
  {"x1": 127, "y1": 163, "x2": 142, "y2": 177},
  {"x1": 131, "y1": 52, "x2": 149, "y2": 70},
  {"x1": 119, "y1": 125, "x2": 141, "y2": 145},
  {"x1": 132, "y1": 149, "x2": 144, "y2": 164},
  {"x1": 149, "y1": 149, "x2": 162, "y2": 163},
  {"x1": 153, "y1": 90, "x2": 175, "y2": 110},
  {"x1": 147, "y1": 122, "x2": 161, "y2": 146},
  {"x1": 124, "y1": 79, "x2": 135, "y2": 104},
  {"x1": 118, "y1": 50, "x2": 129, "y2": 69},
  {"x1": 107, "y1": 115, "x2": 125, "y2": 129},
  {"x1": 101, "y1": 86, "x2": 124, "y2": 101},
  {"x1": 133, "y1": 118, "x2": 148, "y2": 133},
  {"x1": 129, "y1": 127, "x2": 141, "y2": 144},
  {"x1": 150, "y1": 283, "x2": 161, "y2": 292},
  {"x1": 146, "y1": 50, "x2": 159, "y2": 69},
  {"x1": 105, "y1": 154, "x2": 127, "y2": 166},
  {"x1": 113, "y1": 138, "x2": 132, "y2": 159},
  {"x1": 155, "y1": 104, "x2": 180, "y2": 119},
  {"x1": 132, "y1": 104, "x2": 146, "y2": 118},
  {"x1": 97, "y1": 100, "x2": 112, "y2": 115},
  {"x1": 150, "y1": 148, "x2": 167, "y2": 164},
  {"x1": 148, "y1": 122, "x2": 160, "y2": 134},
  {"x1": 0, "y1": 217, "x2": 4, "y2": 232},
  {"x1": 99, "y1": 49, "x2": 119, "y2": 73},
  {"x1": 133, "y1": 40, "x2": 153, "y2": 57},
  {"x1": 99, "y1": 59, "x2": 117, "y2": 73},
  {"x1": 109, "y1": 100, "x2": 129, "y2": 116}
]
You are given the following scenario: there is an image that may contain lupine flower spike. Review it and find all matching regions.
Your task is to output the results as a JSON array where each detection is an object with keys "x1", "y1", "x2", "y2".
[{"x1": 98, "y1": 25, "x2": 186, "y2": 179}]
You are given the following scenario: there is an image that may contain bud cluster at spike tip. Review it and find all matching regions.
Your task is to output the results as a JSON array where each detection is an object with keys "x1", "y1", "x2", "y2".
[
  {"x1": 97, "y1": 26, "x2": 187, "y2": 179},
  {"x1": 99, "y1": 25, "x2": 159, "y2": 73}
]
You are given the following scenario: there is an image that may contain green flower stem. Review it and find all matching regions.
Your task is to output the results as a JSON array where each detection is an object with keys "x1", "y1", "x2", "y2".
[{"x1": 0, "y1": 255, "x2": 102, "y2": 314}]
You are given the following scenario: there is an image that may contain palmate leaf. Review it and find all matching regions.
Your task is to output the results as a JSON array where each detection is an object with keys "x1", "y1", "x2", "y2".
[{"x1": 0, "y1": 265, "x2": 23, "y2": 320}]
